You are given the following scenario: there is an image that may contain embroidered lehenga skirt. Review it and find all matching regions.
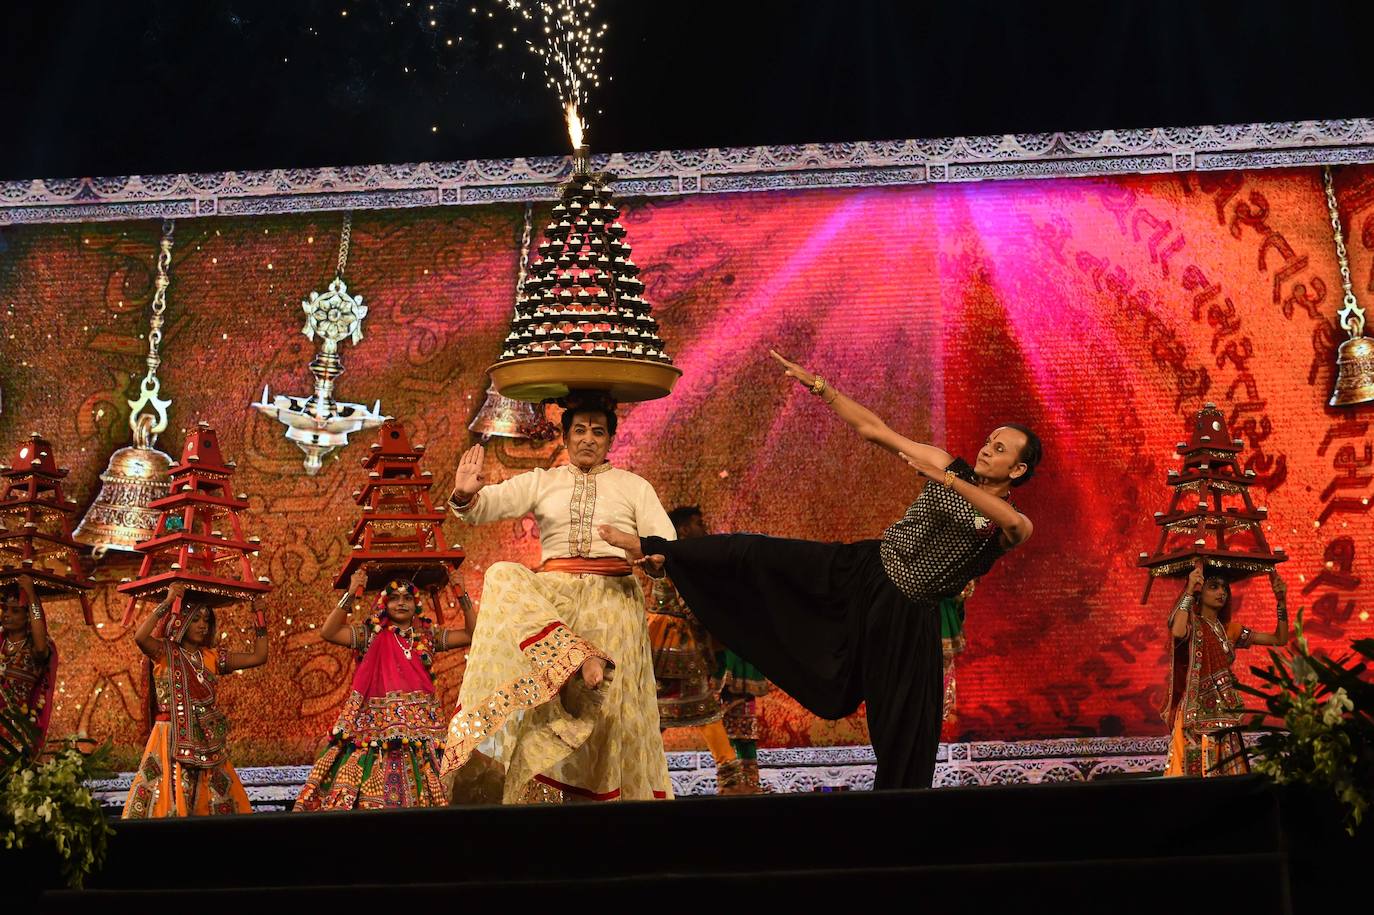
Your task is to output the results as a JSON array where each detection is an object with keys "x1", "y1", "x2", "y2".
[
  {"x1": 122, "y1": 720, "x2": 252, "y2": 818},
  {"x1": 296, "y1": 688, "x2": 448, "y2": 810}
]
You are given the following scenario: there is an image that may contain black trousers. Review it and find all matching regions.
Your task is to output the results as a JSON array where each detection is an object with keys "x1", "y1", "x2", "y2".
[{"x1": 642, "y1": 534, "x2": 943, "y2": 789}]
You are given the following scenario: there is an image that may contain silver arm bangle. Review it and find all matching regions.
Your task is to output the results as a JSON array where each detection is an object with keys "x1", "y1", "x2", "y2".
[{"x1": 1167, "y1": 593, "x2": 1193, "y2": 628}]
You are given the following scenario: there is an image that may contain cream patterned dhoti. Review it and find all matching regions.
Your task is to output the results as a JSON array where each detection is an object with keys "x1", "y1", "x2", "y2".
[{"x1": 441, "y1": 561, "x2": 672, "y2": 803}]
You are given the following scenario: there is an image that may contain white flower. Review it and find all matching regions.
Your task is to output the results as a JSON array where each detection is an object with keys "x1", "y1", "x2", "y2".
[{"x1": 1323, "y1": 688, "x2": 1354, "y2": 726}]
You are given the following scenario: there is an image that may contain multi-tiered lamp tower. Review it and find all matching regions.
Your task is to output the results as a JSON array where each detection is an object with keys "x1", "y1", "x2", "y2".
[
  {"x1": 0, "y1": 434, "x2": 96, "y2": 624},
  {"x1": 1138, "y1": 403, "x2": 1287, "y2": 601},
  {"x1": 487, "y1": 116, "x2": 681, "y2": 404}
]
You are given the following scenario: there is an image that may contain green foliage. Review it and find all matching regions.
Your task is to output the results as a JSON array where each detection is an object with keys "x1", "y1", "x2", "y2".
[
  {"x1": 0, "y1": 702, "x2": 41, "y2": 772},
  {"x1": 1232, "y1": 611, "x2": 1374, "y2": 836},
  {"x1": 0, "y1": 731, "x2": 115, "y2": 889}
]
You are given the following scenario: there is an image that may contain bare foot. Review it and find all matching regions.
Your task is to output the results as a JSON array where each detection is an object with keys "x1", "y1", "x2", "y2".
[
  {"x1": 580, "y1": 655, "x2": 606, "y2": 689},
  {"x1": 597, "y1": 524, "x2": 642, "y2": 560}
]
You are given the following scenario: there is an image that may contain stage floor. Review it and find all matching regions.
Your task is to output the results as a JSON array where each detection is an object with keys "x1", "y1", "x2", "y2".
[{"x1": 36, "y1": 773, "x2": 1366, "y2": 914}]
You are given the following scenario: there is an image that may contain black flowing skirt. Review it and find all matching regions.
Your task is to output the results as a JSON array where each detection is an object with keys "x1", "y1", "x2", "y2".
[{"x1": 641, "y1": 534, "x2": 943, "y2": 789}]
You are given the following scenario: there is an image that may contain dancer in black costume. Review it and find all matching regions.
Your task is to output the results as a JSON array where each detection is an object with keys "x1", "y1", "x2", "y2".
[{"x1": 600, "y1": 350, "x2": 1040, "y2": 789}]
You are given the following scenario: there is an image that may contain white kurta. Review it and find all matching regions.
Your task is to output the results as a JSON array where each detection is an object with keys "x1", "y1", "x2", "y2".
[
  {"x1": 451, "y1": 462, "x2": 676, "y2": 560},
  {"x1": 442, "y1": 461, "x2": 677, "y2": 803}
]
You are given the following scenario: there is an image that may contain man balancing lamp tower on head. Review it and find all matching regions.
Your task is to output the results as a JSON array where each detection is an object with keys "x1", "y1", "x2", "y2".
[{"x1": 438, "y1": 169, "x2": 690, "y2": 801}]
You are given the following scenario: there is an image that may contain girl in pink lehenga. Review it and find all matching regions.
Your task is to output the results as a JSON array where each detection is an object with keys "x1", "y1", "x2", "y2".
[{"x1": 295, "y1": 572, "x2": 472, "y2": 811}]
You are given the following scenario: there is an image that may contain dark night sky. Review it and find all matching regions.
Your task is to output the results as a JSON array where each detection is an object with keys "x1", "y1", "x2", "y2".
[{"x1": 1, "y1": 0, "x2": 1370, "y2": 180}]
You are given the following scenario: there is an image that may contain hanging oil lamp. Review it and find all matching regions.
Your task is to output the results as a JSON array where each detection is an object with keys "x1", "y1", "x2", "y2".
[
  {"x1": 74, "y1": 220, "x2": 176, "y2": 558},
  {"x1": 252, "y1": 212, "x2": 389, "y2": 474}
]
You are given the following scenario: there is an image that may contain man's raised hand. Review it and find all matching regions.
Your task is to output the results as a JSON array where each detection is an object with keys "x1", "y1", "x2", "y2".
[{"x1": 453, "y1": 444, "x2": 487, "y2": 500}]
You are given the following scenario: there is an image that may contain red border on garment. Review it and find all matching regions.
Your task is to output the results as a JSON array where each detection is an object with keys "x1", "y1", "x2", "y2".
[
  {"x1": 532, "y1": 774, "x2": 669, "y2": 801},
  {"x1": 519, "y1": 621, "x2": 565, "y2": 650},
  {"x1": 535, "y1": 773, "x2": 621, "y2": 800}
]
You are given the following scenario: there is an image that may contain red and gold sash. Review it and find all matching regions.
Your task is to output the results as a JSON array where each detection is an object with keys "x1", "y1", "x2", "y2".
[{"x1": 538, "y1": 557, "x2": 632, "y2": 577}]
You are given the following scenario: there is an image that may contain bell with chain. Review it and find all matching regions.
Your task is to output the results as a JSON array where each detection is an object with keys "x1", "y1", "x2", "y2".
[
  {"x1": 470, "y1": 203, "x2": 544, "y2": 440},
  {"x1": 469, "y1": 381, "x2": 543, "y2": 439},
  {"x1": 74, "y1": 221, "x2": 177, "y2": 558},
  {"x1": 1323, "y1": 165, "x2": 1374, "y2": 407}
]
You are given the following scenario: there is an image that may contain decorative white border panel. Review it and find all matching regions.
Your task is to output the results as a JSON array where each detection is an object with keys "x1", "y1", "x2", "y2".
[
  {"x1": 89, "y1": 737, "x2": 1170, "y2": 810},
  {"x1": 4, "y1": 119, "x2": 1374, "y2": 225}
]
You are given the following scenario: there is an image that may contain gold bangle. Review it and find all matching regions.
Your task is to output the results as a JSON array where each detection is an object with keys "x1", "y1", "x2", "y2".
[
  {"x1": 943, "y1": 469, "x2": 958, "y2": 488},
  {"x1": 809, "y1": 376, "x2": 826, "y2": 396}
]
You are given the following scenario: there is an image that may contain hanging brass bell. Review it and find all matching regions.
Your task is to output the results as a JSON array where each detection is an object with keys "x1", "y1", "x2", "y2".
[
  {"x1": 74, "y1": 416, "x2": 173, "y2": 557},
  {"x1": 1329, "y1": 334, "x2": 1374, "y2": 407},
  {"x1": 468, "y1": 381, "x2": 542, "y2": 440}
]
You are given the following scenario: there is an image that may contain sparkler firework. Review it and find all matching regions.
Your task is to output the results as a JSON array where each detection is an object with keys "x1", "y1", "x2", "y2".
[{"x1": 494, "y1": 0, "x2": 606, "y2": 147}]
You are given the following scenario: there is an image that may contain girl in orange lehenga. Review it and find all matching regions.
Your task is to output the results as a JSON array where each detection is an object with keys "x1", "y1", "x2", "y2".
[
  {"x1": 1162, "y1": 564, "x2": 1289, "y2": 777},
  {"x1": 122, "y1": 582, "x2": 268, "y2": 818}
]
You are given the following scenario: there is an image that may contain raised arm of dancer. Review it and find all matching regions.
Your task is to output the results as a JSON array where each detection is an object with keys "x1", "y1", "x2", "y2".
[
  {"x1": 896, "y1": 448, "x2": 1033, "y2": 546},
  {"x1": 772, "y1": 348, "x2": 1036, "y2": 538},
  {"x1": 769, "y1": 350, "x2": 952, "y2": 467},
  {"x1": 224, "y1": 604, "x2": 269, "y2": 671},
  {"x1": 1245, "y1": 571, "x2": 1290, "y2": 647},
  {"x1": 450, "y1": 443, "x2": 488, "y2": 506},
  {"x1": 133, "y1": 584, "x2": 182, "y2": 660},
  {"x1": 449, "y1": 443, "x2": 541, "y2": 524},
  {"x1": 1168, "y1": 567, "x2": 1201, "y2": 640},
  {"x1": 771, "y1": 348, "x2": 1035, "y2": 545},
  {"x1": 320, "y1": 568, "x2": 367, "y2": 648},
  {"x1": 16, "y1": 575, "x2": 48, "y2": 660}
]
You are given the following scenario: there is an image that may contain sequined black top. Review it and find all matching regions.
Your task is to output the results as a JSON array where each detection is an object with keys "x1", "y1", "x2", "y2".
[{"x1": 879, "y1": 457, "x2": 1009, "y2": 603}]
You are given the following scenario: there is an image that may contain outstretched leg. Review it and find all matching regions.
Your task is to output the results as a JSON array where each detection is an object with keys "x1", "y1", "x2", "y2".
[{"x1": 602, "y1": 528, "x2": 879, "y2": 721}]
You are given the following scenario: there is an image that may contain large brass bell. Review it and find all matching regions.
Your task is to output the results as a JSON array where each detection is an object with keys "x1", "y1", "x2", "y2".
[
  {"x1": 1329, "y1": 334, "x2": 1374, "y2": 407},
  {"x1": 468, "y1": 381, "x2": 542, "y2": 440},
  {"x1": 74, "y1": 414, "x2": 172, "y2": 558},
  {"x1": 1322, "y1": 165, "x2": 1374, "y2": 408}
]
